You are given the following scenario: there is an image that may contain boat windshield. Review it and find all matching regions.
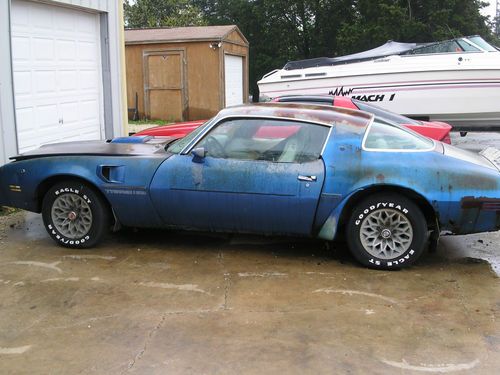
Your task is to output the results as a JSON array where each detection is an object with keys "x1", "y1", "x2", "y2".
[
  {"x1": 402, "y1": 39, "x2": 479, "y2": 55},
  {"x1": 466, "y1": 36, "x2": 498, "y2": 51},
  {"x1": 280, "y1": 35, "x2": 496, "y2": 71}
]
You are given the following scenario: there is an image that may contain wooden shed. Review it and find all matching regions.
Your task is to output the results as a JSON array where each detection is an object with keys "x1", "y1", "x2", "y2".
[{"x1": 125, "y1": 25, "x2": 249, "y2": 122}]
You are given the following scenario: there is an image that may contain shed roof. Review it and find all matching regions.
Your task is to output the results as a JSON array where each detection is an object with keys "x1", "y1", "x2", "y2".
[{"x1": 125, "y1": 25, "x2": 248, "y2": 45}]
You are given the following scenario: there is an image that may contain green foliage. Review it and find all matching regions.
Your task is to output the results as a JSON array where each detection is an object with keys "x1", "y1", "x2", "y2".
[
  {"x1": 0, "y1": 207, "x2": 19, "y2": 217},
  {"x1": 124, "y1": 0, "x2": 207, "y2": 28},
  {"x1": 129, "y1": 119, "x2": 170, "y2": 126},
  {"x1": 124, "y1": 0, "x2": 495, "y2": 98}
]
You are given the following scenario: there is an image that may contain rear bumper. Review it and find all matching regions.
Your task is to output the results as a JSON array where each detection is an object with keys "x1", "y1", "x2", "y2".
[{"x1": 443, "y1": 197, "x2": 500, "y2": 235}]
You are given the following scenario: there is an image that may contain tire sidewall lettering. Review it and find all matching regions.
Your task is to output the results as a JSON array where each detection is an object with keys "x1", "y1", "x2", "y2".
[
  {"x1": 46, "y1": 184, "x2": 93, "y2": 246},
  {"x1": 46, "y1": 222, "x2": 91, "y2": 244},
  {"x1": 369, "y1": 249, "x2": 416, "y2": 267},
  {"x1": 354, "y1": 201, "x2": 410, "y2": 227},
  {"x1": 348, "y1": 196, "x2": 425, "y2": 270},
  {"x1": 53, "y1": 187, "x2": 91, "y2": 204}
]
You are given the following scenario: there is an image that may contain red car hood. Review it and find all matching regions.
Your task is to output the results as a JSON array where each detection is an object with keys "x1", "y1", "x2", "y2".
[{"x1": 135, "y1": 120, "x2": 206, "y2": 138}]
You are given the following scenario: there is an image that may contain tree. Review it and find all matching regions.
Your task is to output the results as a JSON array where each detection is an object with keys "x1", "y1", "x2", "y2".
[
  {"x1": 337, "y1": 0, "x2": 493, "y2": 54},
  {"x1": 124, "y1": 0, "x2": 496, "y2": 98},
  {"x1": 124, "y1": 0, "x2": 207, "y2": 28}
]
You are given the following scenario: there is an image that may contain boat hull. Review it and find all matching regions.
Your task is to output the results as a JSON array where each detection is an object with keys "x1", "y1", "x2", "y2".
[{"x1": 258, "y1": 55, "x2": 500, "y2": 129}]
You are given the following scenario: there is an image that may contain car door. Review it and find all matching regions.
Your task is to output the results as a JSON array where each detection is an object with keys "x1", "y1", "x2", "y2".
[{"x1": 149, "y1": 117, "x2": 331, "y2": 235}]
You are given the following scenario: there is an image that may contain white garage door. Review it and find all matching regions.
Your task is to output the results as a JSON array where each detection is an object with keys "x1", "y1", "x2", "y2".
[
  {"x1": 224, "y1": 54, "x2": 244, "y2": 107},
  {"x1": 11, "y1": 0, "x2": 104, "y2": 153}
]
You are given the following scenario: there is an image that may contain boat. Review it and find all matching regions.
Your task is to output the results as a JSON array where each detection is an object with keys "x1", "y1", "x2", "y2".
[{"x1": 257, "y1": 36, "x2": 500, "y2": 130}]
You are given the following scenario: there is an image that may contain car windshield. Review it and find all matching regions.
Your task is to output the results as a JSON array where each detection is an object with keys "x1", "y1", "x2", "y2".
[
  {"x1": 166, "y1": 118, "x2": 214, "y2": 153},
  {"x1": 353, "y1": 100, "x2": 421, "y2": 126}
]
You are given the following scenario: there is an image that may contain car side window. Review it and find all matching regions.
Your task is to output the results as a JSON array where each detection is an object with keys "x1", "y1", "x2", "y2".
[
  {"x1": 195, "y1": 118, "x2": 330, "y2": 163},
  {"x1": 364, "y1": 119, "x2": 434, "y2": 150}
]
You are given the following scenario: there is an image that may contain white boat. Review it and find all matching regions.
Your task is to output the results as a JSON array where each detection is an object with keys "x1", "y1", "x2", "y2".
[{"x1": 257, "y1": 36, "x2": 500, "y2": 129}]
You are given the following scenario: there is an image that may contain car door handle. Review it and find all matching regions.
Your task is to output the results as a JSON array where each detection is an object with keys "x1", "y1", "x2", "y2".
[{"x1": 298, "y1": 175, "x2": 317, "y2": 182}]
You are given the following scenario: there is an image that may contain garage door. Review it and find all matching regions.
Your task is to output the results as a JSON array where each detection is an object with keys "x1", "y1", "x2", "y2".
[
  {"x1": 11, "y1": 0, "x2": 104, "y2": 153},
  {"x1": 224, "y1": 54, "x2": 244, "y2": 107}
]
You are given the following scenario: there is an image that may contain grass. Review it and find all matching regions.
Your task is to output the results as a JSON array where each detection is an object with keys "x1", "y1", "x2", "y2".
[
  {"x1": 128, "y1": 119, "x2": 171, "y2": 126},
  {"x1": 0, "y1": 207, "x2": 19, "y2": 217}
]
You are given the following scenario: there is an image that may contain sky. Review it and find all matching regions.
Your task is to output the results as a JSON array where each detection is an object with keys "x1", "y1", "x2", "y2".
[{"x1": 481, "y1": 1, "x2": 497, "y2": 21}]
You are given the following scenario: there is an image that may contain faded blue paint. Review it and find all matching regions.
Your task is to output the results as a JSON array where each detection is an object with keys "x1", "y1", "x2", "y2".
[
  {"x1": 0, "y1": 150, "x2": 168, "y2": 228},
  {"x1": 111, "y1": 136, "x2": 153, "y2": 144},
  {"x1": 1, "y1": 104, "x2": 500, "y2": 241},
  {"x1": 316, "y1": 124, "x2": 500, "y2": 239},
  {"x1": 150, "y1": 155, "x2": 325, "y2": 235}
]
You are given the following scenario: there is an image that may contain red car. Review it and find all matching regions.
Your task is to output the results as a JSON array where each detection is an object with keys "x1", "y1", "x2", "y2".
[
  {"x1": 135, "y1": 96, "x2": 452, "y2": 143},
  {"x1": 135, "y1": 119, "x2": 205, "y2": 138}
]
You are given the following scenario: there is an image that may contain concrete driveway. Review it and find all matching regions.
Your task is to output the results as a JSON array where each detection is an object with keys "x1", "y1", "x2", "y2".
[
  {"x1": 0, "y1": 212, "x2": 499, "y2": 374},
  {"x1": 1, "y1": 132, "x2": 500, "y2": 374}
]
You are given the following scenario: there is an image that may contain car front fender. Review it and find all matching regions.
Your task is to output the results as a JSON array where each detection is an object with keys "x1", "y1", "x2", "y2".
[{"x1": 316, "y1": 190, "x2": 359, "y2": 241}]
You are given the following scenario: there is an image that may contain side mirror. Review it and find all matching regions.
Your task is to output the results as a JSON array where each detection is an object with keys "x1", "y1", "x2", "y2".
[{"x1": 191, "y1": 147, "x2": 206, "y2": 163}]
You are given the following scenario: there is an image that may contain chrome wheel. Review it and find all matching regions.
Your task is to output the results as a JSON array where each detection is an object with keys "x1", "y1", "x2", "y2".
[
  {"x1": 51, "y1": 193, "x2": 93, "y2": 239},
  {"x1": 359, "y1": 208, "x2": 413, "y2": 260}
]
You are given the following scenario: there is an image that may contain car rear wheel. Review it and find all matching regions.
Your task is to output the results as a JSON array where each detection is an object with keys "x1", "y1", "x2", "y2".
[
  {"x1": 346, "y1": 194, "x2": 427, "y2": 270},
  {"x1": 42, "y1": 181, "x2": 109, "y2": 248}
]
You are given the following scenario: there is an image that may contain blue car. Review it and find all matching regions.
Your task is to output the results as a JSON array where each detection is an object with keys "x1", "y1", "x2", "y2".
[{"x1": 1, "y1": 103, "x2": 499, "y2": 270}]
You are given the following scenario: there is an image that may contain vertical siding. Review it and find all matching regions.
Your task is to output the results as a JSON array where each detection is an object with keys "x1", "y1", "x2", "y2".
[
  {"x1": 0, "y1": 0, "x2": 18, "y2": 165},
  {"x1": 49, "y1": 0, "x2": 109, "y2": 12}
]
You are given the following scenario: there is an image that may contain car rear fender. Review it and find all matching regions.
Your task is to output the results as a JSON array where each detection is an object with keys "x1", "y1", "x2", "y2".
[{"x1": 316, "y1": 184, "x2": 438, "y2": 241}]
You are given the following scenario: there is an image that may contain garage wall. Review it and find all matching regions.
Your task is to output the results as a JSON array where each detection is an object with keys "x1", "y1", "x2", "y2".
[
  {"x1": 42, "y1": 0, "x2": 110, "y2": 12},
  {"x1": 186, "y1": 43, "x2": 223, "y2": 119},
  {"x1": 0, "y1": 0, "x2": 126, "y2": 166},
  {"x1": 0, "y1": 1, "x2": 18, "y2": 166}
]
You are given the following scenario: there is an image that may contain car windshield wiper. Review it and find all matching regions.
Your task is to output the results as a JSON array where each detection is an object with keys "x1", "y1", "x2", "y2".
[{"x1": 164, "y1": 138, "x2": 180, "y2": 151}]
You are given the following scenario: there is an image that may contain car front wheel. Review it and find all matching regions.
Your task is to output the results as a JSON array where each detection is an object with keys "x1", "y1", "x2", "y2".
[
  {"x1": 346, "y1": 193, "x2": 427, "y2": 270},
  {"x1": 42, "y1": 181, "x2": 109, "y2": 248}
]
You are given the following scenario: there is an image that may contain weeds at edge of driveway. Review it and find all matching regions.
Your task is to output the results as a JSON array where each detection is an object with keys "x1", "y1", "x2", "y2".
[{"x1": 0, "y1": 207, "x2": 19, "y2": 217}]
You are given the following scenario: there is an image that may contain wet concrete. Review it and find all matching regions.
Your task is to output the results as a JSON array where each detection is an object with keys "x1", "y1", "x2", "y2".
[
  {"x1": 450, "y1": 131, "x2": 500, "y2": 152},
  {"x1": 0, "y1": 211, "x2": 499, "y2": 374},
  {"x1": 1, "y1": 131, "x2": 500, "y2": 373}
]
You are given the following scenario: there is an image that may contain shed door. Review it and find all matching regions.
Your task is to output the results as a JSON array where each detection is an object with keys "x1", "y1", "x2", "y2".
[
  {"x1": 145, "y1": 51, "x2": 186, "y2": 122},
  {"x1": 11, "y1": 0, "x2": 104, "y2": 153},
  {"x1": 224, "y1": 54, "x2": 244, "y2": 107}
]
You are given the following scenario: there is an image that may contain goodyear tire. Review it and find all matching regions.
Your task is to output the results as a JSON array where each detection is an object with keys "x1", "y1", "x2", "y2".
[
  {"x1": 346, "y1": 194, "x2": 427, "y2": 270},
  {"x1": 42, "y1": 181, "x2": 109, "y2": 248}
]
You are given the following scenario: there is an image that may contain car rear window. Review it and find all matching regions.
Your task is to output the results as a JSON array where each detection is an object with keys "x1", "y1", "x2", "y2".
[{"x1": 364, "y1": 119, "x2": 434, "y2": 151}]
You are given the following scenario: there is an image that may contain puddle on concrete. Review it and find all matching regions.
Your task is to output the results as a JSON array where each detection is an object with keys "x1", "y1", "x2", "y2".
[
  {"x1": 439, "y1": 232, "x2": 500, "y2": 277},
  {"x1": 3, "y1": 211, "x2": 500, "y2": 276}
]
